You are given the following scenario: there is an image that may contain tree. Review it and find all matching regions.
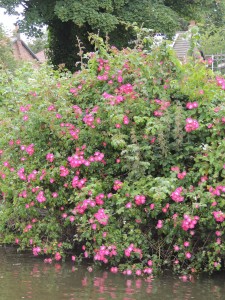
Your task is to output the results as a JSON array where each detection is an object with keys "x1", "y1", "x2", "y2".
[
  {"x1": 164, "y1": 0, "x2": 225, "y2": 27},
  {"x1": 200, "y1": 25, "x2": 225, "y2": 55},
  {"x1": 0, "y1": 24, "x2": 17, "y2": 70},
  {"x1": 1, "y1": 0, "x2": 224, "y2": 70}
]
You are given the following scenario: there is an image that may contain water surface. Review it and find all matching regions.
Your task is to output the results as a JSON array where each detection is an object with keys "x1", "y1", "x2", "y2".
[{"x1": 0, "y1": 247, "x2": 225, "y2": 300}]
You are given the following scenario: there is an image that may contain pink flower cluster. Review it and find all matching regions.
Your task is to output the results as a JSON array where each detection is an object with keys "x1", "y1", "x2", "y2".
[
  {"x1": 46, "y1": 153, "x2": 54, "y2": 163},
  {"x1": 73, "y1": 199, "x2": 96, "y2": 215},
  {"x1": 68, "y1": 150, "x2": 104, "y2": 168},
  {"x1": 216, "y1": 76, "x2": 225, "y2": 90},
  {"x1": 31, "y1": 187, "x2": 39, "y2": 193},
  {"x1": 60, "y1": 122, "x2": 80, "y2": 140},
  {"x1": 33, "y1": 246, "x2": 41, "y2": 256},
  {"x1": 123, "y1": 115, "x2": 130, "y2": 125},
  {"x1": 102, "y1": 92, "x2": 125, "y2": 106},
  {"x1": 83, "y1": 113, "x2": 95, "y2": 127},
  {"x1": 69, "y1": 87, "x2": 78, "y2": 96},
  {"x1": 209, "y1": 185, "x2": 225, "y2": 196},
  {"x1": 124, "y1": 244, "x2": 142, "y2": 259},
  {"x1": 20, "y1": 104, "x2": 31, "y2": 112},
  {"x1": 171, "y1": 166, "x2": 180, "y2": 172},
  {"x1": 181, "y1": 214, "x2": 199, "y2": 231},
  {"x1": 19, "y1": 190, "x2": 27, "y2": 198},
  {"x1": 55, "y1": 252, "x2": 62, "y2": 261},
  {"x1": 156, "y1": 220, "x2": 163, "y2": 229},
  {"x1": 198, "y1": 175, "x2": 208, "y2": 185},
  {"x1": 68, "y1": 151, "x2": 89, "y2": 168},
  {"x1": 113, "y1": 180, "x2": 123, "y2": 191},
  {"x1": 162, "y1": 203, "x2": 170, "y2": 213},
  {"x1": 110, "y1": 267, "x2": 118, "y2": 273},
  {"x1": 97, "y1": 74, "x2": 109, "y2": 81},
  {"x1": 36, "y1": 191, "x2": 46, "y2": 203},
  {"x1": 95, "y1": 193, "x2": 105, "y2": 205},
  {"x1": 213, "y1": 211, "x2": 225, "y2": 222},
  {"x1": 72, "y1": 176, "x2": 87, "y2": 189},
  {"x1": 39, "y1": 169, "x2": 46, "y2": 181},
  {"x1": 25, "y1": 201, "x2": 35, "y2": 209},
  {"x1": 47, "y1": 104, "x2": 55, "y2": 111},
  {"x1": 72, "y1": 105, "x2": 82, "y2": 118},
  {"x1": 97, "y1": 57, "x2": 109, "y2": 71},
  {"x1": 44, "y1": 258, "x2": 53, "y2": 264},
  {"x1": 60, "y1": 166, "x2": 69, "y2": 177},
  {"x1": 94, "y1": 245, "x2": 117, "y2": 263},
  {"x1": 24, "y1": 224, "x2": 32, "y2": 232},
  {"x1": 0, "y1": 171, "x2": 6, "y2": 179},
  {"x1": 153, "y1": 99, "x2": 171, "y2": 117},
  {"x1": 134, "y1": 195, "x2": 146, "y2": 205},
  {"x1": 170, "y1": 187, "x2": 184, "y2": 203},
  {"x1": 119, "y1": 84, "x2": 134, "y2": 94},
  {"x1": 27, "y1": 170, "x2": 38, "y2": 182},
  {"x1": 3, "y1": 161, "x2": 9, "y2": 168},
  {"x1": 20, "y1": 144, "x2": 35, "y2": 156},
  {"x1": 177, "y1": 171, "x2": 187, "y2": 180},
  {"x1": 94, "y1": 208, "x2": 109, "y2": 225},
  {"x1": 185, "y1": 118, "x2": 199, "y2": 132},
  {"x1": 17, "y1": 168, "x2": 26, "y2": 181},
  {"x1": 89, "y1": 151, "x2": 105, "y2": 163},
  {"x1": 82, "y1": 106, "x2": 99, "y2": 128},
  {"x1": 186, "y1": 102, "x2": 198, "y2": 109}
]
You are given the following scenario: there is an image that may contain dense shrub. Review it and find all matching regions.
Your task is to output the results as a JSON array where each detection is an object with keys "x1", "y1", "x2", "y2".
[{"x1": 1, "y1": 39, "x2": 225, "y2": 277}]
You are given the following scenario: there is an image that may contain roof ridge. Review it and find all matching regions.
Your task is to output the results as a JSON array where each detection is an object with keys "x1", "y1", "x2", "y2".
[{"x1": 12, "y1": 37, "x2": 39, "y2": 61}]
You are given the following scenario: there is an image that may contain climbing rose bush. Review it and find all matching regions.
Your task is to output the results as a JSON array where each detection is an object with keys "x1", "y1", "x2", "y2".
[{"x1": 1, "y1": 40, "x2": 225, "y2": 277}]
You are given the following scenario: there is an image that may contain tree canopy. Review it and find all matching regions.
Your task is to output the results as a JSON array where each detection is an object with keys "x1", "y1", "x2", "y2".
[
  {"x1": 1, "y1": 0, "x2": 224, "y2": 70},
  {"x1": 1, "y1": 0, "x2": 224, "y2": 33},
  {"x1": 200, "y1": 25, "x2": 225, "y2": 55}
]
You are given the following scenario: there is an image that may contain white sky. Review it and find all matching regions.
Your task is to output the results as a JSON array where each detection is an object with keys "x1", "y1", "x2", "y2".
[{"x1": 0, "y1": 7, "x2": 29, "y2": 41}]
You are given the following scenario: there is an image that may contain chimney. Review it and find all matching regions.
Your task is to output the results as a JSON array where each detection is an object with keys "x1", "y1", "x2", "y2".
[{"x1": 14, "y1": 23, "x2": 21, "y2": 40}]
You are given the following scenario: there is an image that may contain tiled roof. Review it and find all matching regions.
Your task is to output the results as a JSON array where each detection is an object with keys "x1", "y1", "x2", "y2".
[{"x1": 12, "y1": 36, "x2": 40, "y2": 66}]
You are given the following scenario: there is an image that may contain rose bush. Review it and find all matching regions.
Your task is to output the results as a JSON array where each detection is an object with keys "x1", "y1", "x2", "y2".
[{"x1": 1, "y1": 38, "x2": 225, "y2": 276}]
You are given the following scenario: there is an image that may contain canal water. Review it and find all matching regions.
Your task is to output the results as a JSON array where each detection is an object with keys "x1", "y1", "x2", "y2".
[{"x1": 0, "y1": 247, "x2": 225, "y2": 300}]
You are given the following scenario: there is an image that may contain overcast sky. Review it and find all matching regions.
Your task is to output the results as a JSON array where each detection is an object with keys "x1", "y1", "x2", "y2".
[{"x1": 0, "y1": 7, "x2": 28, "y2": 40}]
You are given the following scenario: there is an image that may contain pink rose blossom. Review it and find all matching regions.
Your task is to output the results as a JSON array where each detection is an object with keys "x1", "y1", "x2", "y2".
[
  {"x1": 46, "y1": 153, "x2": 54, "y2": 162},
  {"x1": 55, "y1": 252, "x2": 62, "y2": 261},
  {"x1": 134, "y1": 195, "x2": 146, "y2": 205},
  {"x1": 185, "y1": 252, "x2": 192, "y2": 259},
  {"x1": 185, "y1": 118, "x2": 199, "y2": 132},
  {"x1": 183, "y1": 241, "x2": 190, "y2": 247},
  {"x1": 72, "y1": 255, "x2": 76, "y2": 262}
]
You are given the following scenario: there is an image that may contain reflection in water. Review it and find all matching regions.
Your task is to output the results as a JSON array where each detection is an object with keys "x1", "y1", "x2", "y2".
[{"x1": 0, "y1": 247, "x2": 225, "y2": 299}]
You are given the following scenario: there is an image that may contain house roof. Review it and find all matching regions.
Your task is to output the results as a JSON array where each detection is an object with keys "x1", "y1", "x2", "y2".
[
  {"x1": 12, "y1": 35, "x2": 40, "y2": 65},
  {"x1": 20, "y1": 39, "x2": 39, "y2": 61}
]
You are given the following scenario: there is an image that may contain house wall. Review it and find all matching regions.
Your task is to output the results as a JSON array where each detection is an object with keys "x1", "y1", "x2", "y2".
[{"x1": 35, "y1": 50, "x2": 47, "y2": 63}]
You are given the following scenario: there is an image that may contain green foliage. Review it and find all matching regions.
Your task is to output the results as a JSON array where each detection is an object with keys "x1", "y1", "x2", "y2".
[
  {"x1": 200, "y1": 25, "x2": 225, "y2": 55},
  {"x1": 164, "y1": 0, "x2": 225, "y2": 27},
  {"x1": 1, "y1": 38, "x2": 225, "y2": 276},
  {"x1": 2, "y1": 0, "x2": 225, "y2": 70},
  {"x1": 0, "y1": 24, "x2": 17, "y2": 70}
]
